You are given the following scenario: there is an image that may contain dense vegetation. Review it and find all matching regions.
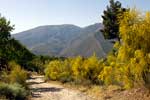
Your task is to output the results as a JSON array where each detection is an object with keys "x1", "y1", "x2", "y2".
[
  {"x1": 0, "y1": 15, "x2": 59, "y2": 99},
  {"x1": 44, "y1": 9, "x2": 150, "y2": 90},
  {"x1": 45, "y1": 55, "x2": 103, "y2": 84},
  {"x1": 1, "y1": 0, "x2": 150, "y2": 99},
  {"x1": 0, "y1": 15, "x2": 66, "y2": 99},
  {"x1": 0, "y1": 17, "x2": 34, "y2": 71},
  {"x1": 0, "y1": 62, "x2": 29, "y2": 100},
  {"x1": 0, "y1": 15, "x2": 31, "y2": 99}
]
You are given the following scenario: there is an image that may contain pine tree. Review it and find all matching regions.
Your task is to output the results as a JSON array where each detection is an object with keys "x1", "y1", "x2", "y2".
[{"x1": 101, "y1": 0, "x2": 126, "y2": 41}]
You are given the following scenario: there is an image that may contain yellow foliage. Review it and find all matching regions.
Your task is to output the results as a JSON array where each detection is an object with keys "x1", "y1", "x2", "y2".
[
  {"x1": 113, "y1": 41, "x2": 120, "y2": 49},
  {"x1": 8, "y1": 61, "x2": 27, "y2": 87},
  {"x1": 45, "y1": 60, "x2": 62, "y2": 80},
  {"x1": 97, "y1": 9, "x2": 150, "y2": 89},
  {"x1": 71, "y1": 56, "x2": 84, "y2": 80},
  {"x1": 83, "y1": 54, "x2": 103, "y2": 83},
  {"x1": 98, "y1": 66, "x2": 113, "y2": 85},
  {"x1": 117, "y1": 9, "x2": 150, "y2": 88},
  {"x1": 44, "y1": 54, "x2": 104, "y2": 84}
]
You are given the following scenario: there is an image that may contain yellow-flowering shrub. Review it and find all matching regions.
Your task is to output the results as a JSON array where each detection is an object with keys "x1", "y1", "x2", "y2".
[
  {"x1": 99, "y1": 66, "x2": 113, "y2": 85},
  {"x1": 44, "y1": 60, "x2": 72, "y2": 82},
  {"x1": 44, "y1": 55, "x2": 104, "y2": 84},
  {"x1": 71, "y1": 56, "x2": 84, "y2": 81},
  {"x1": 45, "y1": 60, "x2": 62, "y2": 80},
  {"x1": 83, "y1": 54, "x2": 103, "y2": 84},
  {"x1": 98, "y1": 9, "x2": 150, "y2": 89},
  {"x1": 118, "y1": 9, "x2": 150, "y2": 88}
]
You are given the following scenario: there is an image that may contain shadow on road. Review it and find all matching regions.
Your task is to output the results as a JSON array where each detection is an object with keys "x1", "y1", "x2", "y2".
[
  {"x1": 31, "y1": 87, "x2": 63, "y2": 93},
  {"x1": 31, "y1": 87, "x2": 63, "y2": 98},
  {"x1": 27, "y1": 76, "x2": 64, "y2": 99},
  {"x1": 32, "y1": 93, "x2": 42, "y2": 98},
  {"x1": 28, "y1": 81, "x2": 45, "y2": 85}
]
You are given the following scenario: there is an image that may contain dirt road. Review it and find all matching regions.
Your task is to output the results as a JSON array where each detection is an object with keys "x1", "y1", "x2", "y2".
[{"x1": 27, "y1": 75, "x2": 95, "y2": 100}]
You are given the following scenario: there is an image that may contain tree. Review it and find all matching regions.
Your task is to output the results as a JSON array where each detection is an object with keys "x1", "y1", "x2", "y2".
[
  {"x1": 0, "y1": 15, "x2": 34, "y2": 71},
  {"x1": 101, "y1": 0, "x2": 126, "y2": 41},
  {"x1": 0, "y1": 15, "x2": 14, "y2": 70},
  {"x1": 0, "y1": 16, "x2": 14, "y2": 42},
  {"x1": 0, "y1": 15, "x2": 14, "y2": 57}
]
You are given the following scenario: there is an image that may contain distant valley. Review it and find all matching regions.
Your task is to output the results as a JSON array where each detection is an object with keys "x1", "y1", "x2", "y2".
[{"x1": 13, "y1": 23, "x2": 113, "y2": 57}]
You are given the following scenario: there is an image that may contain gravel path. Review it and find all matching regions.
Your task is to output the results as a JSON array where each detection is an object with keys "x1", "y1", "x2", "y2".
[{"x1": 27, "y1": 75, "x2": 95, "y2": 100}]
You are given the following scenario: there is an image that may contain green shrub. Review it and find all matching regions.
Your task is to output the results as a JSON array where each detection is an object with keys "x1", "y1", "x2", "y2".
[{"x1": 0, "y1": 82, "x2": 28, "y2": 100}]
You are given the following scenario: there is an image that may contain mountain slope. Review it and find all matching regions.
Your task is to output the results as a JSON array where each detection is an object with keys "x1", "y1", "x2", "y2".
[
  {"x1": 13, "y1": 23, "x2": 112, "y2": 57},
  {"x1": 13, "y1": 24, "x2": 82, "y2": 55},
  {"x1": 60, "y1": 31, "x2": 112, "y2": 57}
]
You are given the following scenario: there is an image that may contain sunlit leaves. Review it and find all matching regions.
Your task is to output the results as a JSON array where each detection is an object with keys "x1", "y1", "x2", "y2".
[{"x1": 116, "y1": 9, "x2": 150, "y2": 88}]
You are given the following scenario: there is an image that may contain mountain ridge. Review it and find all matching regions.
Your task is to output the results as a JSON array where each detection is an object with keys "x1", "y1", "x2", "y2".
[{"x1": 13, "y1": 23, "x2": 113, "y2": 57}]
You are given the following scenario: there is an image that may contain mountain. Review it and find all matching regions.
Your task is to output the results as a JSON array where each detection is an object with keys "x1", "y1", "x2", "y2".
[
  {"x1": 61, "y1": 31, "x2": 112, "y2": 57},
  {"x1": 13, "y1": 23, "x2": 113, "y2": 57}
]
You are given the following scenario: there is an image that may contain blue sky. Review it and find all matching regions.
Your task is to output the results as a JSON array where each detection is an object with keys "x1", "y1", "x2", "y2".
[{"x1": 0, "y1": 0, "x2": 150, "y2": 33}]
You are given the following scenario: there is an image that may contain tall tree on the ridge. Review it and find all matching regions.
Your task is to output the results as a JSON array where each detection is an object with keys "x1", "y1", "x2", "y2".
[
  {"x1": 0, "y1": 15, "x2": 14, "y2": 70},
  {"x1": 0, "y1": 15, "x2": 14, "y2": 57},
  {"x1": 0, "y1": 16, "x2": 14, "y2": 42},
  {"x1": 0, "y1": 15, "x2": 34, "y2": 71},
  {"x1": 101, "y1": 0, "x2": 127, "y2": 41}
]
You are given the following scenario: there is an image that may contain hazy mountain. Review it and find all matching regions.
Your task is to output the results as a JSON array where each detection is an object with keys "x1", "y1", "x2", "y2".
[
  {"x1": 61, "y1": 31, "x2": 112, "y2": 57},
  {"x1": 13, "y1": 23, "x2": 113, "y2": 57}
]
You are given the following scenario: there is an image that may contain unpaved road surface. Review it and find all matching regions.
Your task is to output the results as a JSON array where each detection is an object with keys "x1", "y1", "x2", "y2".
[{"x1": 27, "y1": 75, "x2": 95, "y2": 100}]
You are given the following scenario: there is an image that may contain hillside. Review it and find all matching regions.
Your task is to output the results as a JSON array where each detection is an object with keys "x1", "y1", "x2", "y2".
[
  {"x1": 13, "y1": 23, "x2": 113, "y2": 57},
  {"x1": 61, "y1": 31, "x2": 112, "y2": 57}
]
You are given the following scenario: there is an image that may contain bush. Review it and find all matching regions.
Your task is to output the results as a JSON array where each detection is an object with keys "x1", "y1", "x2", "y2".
[
  {"x1": 71, "y1": 56, "x2": 84, "y2": 82},
  {"x1": 82, "y1": 54, "x2": 103, "y2": 84},
  {"x1": 117, "y1": 9, "x2": 150, "y2": 88},
  {"x1": 0, "y1": 82, "x2": 28, "y2": 100},
  {"x1": 8, "y1": 61, "x2": 28, "y2": 87},
  {"x1": 45, "y1": 60, "x2": 72, "y2": 82},
  {"x1": 98, "y1": 9, "x2": 150, "y2": 89},
  {"x1": 44, "y1": 55, "x2": 104, "y2": 84}
]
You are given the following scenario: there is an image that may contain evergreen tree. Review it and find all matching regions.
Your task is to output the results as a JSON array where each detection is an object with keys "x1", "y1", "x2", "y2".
[{"x1": 101, "y1": 0, "x2": 126, "y2": 41}]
